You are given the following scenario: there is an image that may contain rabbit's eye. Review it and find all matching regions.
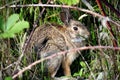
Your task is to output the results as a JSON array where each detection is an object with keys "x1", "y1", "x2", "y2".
[{"x1": 73, "y1": 27, "x2": 78, "y2": 31}]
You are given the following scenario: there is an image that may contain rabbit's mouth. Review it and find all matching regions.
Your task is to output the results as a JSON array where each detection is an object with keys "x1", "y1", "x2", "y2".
[{"x1": 71, "y1": 34, "x2": 89, "y2": 42}]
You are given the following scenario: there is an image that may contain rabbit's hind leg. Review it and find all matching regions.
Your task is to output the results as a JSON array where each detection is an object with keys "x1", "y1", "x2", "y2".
[{"x1": 45, "y1": 54, "x2": 63, "y2": 78}]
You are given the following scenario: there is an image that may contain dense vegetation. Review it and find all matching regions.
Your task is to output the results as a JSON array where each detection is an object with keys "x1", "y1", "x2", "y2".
[{"x1": 0, "y1": 0, "x2": 120, "y2": 80}]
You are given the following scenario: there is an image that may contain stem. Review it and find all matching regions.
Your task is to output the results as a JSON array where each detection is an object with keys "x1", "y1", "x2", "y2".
[
  {"x1": 96, "y1": 0, "x2": 118, "y2": 79},
  {"x1": 101, "y1": 0, "x2": 120, "y2": 18}
]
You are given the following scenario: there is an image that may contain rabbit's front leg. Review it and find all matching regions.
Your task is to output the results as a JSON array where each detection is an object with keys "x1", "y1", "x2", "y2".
[
  {"x1": 62, "y1": 52, "x2": 79, "y2": 76},
  {"x1": 62, "y1": 57, "x2": 71, "y2": 76}
]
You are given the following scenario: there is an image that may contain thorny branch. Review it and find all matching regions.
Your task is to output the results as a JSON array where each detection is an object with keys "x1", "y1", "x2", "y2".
[{"x1": 12, "y1": 46, "x2": 120, "y2": 79}]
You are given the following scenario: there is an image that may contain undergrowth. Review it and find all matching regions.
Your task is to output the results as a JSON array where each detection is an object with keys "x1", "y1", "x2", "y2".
[{"x1": 0, "y1": 0, "x2": 120, "y2": 80}]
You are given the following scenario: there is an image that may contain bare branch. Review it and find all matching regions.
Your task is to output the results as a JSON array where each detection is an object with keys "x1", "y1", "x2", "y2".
[
  {"x1": 12, "y1": 46, "x2": 120, "y2": 79},
  {"x1": 0, "y1": 0, "x2": 20, "y2": 9}
]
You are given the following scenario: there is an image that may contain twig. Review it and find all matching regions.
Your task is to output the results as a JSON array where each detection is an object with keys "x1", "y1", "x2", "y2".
[
  {"x1": 2, "y1": 62, "x2": 17, "y2": 70},
  {"x1": 12, "y1": 46, "x2": 120, "y2": 79},
  {"x1": 0, "y1": 4, "x2": 119, "y2": 27}
]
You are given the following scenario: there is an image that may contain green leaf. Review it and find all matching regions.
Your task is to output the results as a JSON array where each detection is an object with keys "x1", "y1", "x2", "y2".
[
  {"x1": 73, "y1": 73, "x2": 79, "y2": 76},
  {"x1": 8, "y1": 20, "x2": 29, "y2": 34},
  {"x1": 79, "y1": 68, "x2": 84, "y2": 76},
  {"x1": 0, "y1": 20, "x2": 29, "y2": 38},
  {"x1": 59, "y1": 0, "x2": 79, "y2": 5},
  {"x1": 5, "y1": 76, "x2": 12, "y2": 80},
  {"x1": 0, "y1": 32, "x2": 15, "y2": 38},
  {"x1": 33, "y1": 0, "x2": 38, "y2": 3},
  {"x1": 30, "y1": 7, "x2": 33, "y2": 14},
  {"x1": 80, "y1": 61, "x2": 86, "y2": 67},
  {"x1": 6, "y1": 14, "x2": 19, "y2": 31}
]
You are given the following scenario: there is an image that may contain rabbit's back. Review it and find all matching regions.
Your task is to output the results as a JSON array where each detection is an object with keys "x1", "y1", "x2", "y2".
[{"x1": 29, "y1": 23, "x2": 68, "y2": 52}]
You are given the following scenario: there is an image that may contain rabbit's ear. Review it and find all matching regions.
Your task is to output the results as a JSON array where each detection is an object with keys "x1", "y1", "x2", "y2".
[{"x1": 60, "y1": 8, "x2": 72, "y2": 26}]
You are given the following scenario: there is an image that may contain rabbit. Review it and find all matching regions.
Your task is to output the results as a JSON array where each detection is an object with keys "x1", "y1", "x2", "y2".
[{"x1": 25, "y1": 8, "x2": 90, "y2": 78}]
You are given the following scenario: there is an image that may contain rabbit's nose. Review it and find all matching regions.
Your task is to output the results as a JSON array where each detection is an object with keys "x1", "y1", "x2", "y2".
[
  {"x1": 80, "y1": 31, "x2": 90, "y2": 39},
  {"x1": 84, "y1": 30, "x2": 90, "y2": 38},
  {"x1": 87, "y1": 32, "x2": 90, "y2": 37}
]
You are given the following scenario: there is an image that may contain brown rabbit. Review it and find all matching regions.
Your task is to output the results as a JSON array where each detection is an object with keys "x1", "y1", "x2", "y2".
[{"x1": 25, "y1": 8, "x2": 90, "y2": 78}]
